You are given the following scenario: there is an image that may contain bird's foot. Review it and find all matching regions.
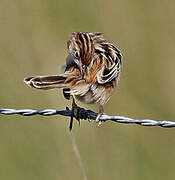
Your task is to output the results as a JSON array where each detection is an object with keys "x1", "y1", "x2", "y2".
[
  {"x1": 69, "y1": 98, "x2": 80, "y2": 131},
  {"x1": 95, "y1": 105, "x2": 104, "y2": 127}
]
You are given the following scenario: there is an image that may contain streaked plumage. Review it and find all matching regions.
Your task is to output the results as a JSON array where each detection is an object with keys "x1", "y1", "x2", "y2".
[{"x1": 24, "y1": 32, "x2": 122, "y2": 129}]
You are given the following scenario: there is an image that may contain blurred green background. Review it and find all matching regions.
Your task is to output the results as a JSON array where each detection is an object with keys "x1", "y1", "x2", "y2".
[{"x1": 0, "y1": 0, "x2": 175, "y2": 179}]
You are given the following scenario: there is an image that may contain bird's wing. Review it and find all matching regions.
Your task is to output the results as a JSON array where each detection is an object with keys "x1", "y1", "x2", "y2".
[{"x1": 95, "y1": 41, "x2": 122, "y2": 84}]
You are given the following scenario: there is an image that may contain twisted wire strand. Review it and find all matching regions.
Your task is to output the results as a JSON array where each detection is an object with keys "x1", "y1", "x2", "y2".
[{"x1": 0, "y1": 107, "x2": 175, "y2": 128}]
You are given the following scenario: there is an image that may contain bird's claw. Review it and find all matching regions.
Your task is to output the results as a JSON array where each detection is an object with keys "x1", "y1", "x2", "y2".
[
  {"x1": 95, "y1": 113, "x2": 103, "y2": 127},
  {"x1": 69, "y1": 99, "x2": 81, "y2": 131}
]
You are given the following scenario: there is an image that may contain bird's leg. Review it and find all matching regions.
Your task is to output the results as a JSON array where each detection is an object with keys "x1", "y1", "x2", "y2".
[
  {"x1": 96, "y1": 104, "x2": 104, "y2": 126},
  {"x1": 69, "y1": 97, "x2": 80, "y2": 131}
]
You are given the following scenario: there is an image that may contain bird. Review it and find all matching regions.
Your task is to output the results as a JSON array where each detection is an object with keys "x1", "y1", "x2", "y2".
[{"x1": 24, "y1": 32, "x2": 122, "y2": 130}]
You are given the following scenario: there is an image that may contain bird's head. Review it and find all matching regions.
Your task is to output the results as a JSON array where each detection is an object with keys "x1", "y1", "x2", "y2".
[{"x1": 67, "y1": 32, "x2": 96, "y2": 67}]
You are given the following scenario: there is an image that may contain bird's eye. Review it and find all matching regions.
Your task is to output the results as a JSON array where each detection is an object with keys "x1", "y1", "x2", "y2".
[{"x1": 74, "y1": 51, "x2": 80, "y2": 59}]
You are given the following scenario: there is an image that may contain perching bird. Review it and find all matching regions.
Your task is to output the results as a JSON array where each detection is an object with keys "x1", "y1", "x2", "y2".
[{"x1": 24, "y1": 32, "x2": 122, "y2": 130}]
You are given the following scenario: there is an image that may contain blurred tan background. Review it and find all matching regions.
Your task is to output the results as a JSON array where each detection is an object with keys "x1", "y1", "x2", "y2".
[{"x1": 0, "y1": 0, "x2": 175, "y2": 179}]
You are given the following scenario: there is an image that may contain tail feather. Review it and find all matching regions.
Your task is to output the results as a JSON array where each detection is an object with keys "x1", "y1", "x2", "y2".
[{"x1": 24, "y1": 75, "x2": 67, "y2": 90}]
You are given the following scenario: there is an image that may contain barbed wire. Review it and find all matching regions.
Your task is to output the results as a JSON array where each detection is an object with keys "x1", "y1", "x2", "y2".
[{"x1": 0, "y1": 107, "x2": 175, "y2": 128}]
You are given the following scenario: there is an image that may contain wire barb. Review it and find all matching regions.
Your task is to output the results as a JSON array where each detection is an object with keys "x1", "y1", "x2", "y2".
[{"x1": 0, "y1": 107, "x2": 175, "y2": 128}]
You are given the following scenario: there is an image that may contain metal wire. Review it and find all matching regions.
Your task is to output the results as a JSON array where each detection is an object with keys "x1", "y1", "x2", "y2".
[{"x1": 0, "y1": 107, "x2": 175, "y2": 128}]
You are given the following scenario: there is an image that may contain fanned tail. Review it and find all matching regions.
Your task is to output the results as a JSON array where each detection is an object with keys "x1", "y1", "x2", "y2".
[{"x1": 24, "y1": 75, "x2": 67, "y2": 90}]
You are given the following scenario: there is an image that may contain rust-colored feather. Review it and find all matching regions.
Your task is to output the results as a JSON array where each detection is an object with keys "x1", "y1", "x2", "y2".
[{"x1": 24, "y1": 75, "x2": 67, "y2": 90}]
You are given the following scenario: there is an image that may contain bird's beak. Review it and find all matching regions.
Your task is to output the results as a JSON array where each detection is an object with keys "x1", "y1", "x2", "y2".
[
  {"x1": 79, "y1": 59, "x2": 83, "y2": 74},
  {"x1": 74, "y1": 58, "x2": 83, "y2": 74}
]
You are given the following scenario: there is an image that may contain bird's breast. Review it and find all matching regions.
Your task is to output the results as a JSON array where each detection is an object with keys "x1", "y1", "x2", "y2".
[{"x1": 73, "y1": 81, "x2": 116, "y2": 105}]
